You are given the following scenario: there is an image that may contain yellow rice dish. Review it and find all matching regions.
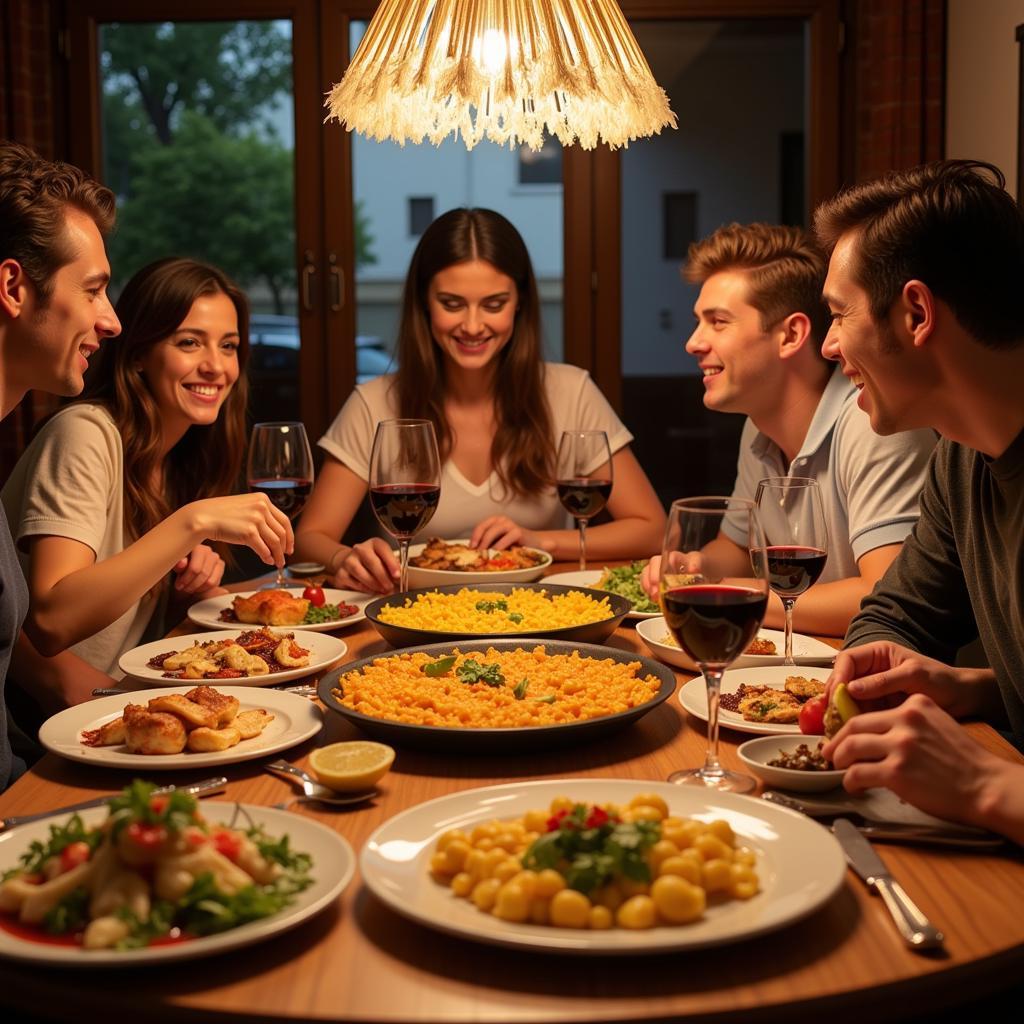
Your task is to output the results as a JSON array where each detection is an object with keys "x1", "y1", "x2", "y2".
[
  {"x1": 330, "y1": 646, "x2": 662, "y2": 729},
  {"x1": 376, "y1": 587, "x2": 614, "y2": 634}
]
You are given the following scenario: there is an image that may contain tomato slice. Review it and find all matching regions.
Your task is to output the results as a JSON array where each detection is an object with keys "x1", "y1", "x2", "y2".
[{"x1": 59, "y1": 841, "x2": 92, "y2": 873}]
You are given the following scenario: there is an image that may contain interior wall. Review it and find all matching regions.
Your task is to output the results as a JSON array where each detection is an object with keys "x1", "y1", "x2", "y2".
[{"x1": 946, "y1": 0, "x2": 1024, "y2": 197}]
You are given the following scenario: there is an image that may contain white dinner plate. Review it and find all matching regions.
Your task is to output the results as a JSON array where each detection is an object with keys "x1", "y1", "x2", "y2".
[
  {"x1": 637, "y1": 618, "x2": 837, "y2": 672},
  {"x1": 542, "y1": 570, "x2": 661, "y2": 620},
  {"x1": 678, "y1": 665, "x2": 833, "y2": 736},
  {"x1": 0, "y1": 802, "x2": 353, "y2": 966},
  {"x1": 187, "y1": 588, "x2": 371, "y2": 633},
  {"x1": 118, "y1": 630, "x2": 348, "y2": 686},
  {"x1": 38, "y1": 687, "x2": 323, "y2": 770},
  {"x1": 404, "y1": 539, "x2": 553, "y2": 588},
  {"x1": 360, "y1": 778, "x2": 845, "y2": 954}
]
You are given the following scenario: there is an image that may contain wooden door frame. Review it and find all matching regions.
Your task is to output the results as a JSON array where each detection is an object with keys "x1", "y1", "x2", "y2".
[{"x1": 61, "y1": 0, "x2": 332, "y2": 442}]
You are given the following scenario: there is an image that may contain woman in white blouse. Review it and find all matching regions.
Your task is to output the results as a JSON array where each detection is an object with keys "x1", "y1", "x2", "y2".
[{"x1": 295, "y1": 208, "x2": 664, "y2": 593}]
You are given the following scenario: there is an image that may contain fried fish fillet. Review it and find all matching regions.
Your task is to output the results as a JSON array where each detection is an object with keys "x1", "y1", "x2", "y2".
[
  {"x1": 234, "y1": 708, "x2": 274, "y2": 739},
  {"x1": 784, "y1": 676, "x2": 826, "y2": 701},
  {"x1": 81, "y1": 716, "x2": 127, "y2": 747},
  {"x1": 186, "y1": 725, "x2": 242, "y2": 752},
  {"x1": 184, "y1": 685, "x2": 241, "y2": 727},
  {"x1": 123, "y1": 703, "x2": 187, "y2": 755},
  {"x1": 746, "y1": 636, "x2": 778, "y2": 656},
  {"x1": 738, "y1": 689, "x2": 800, "y2": 724},
  {"x1": 147, "y1": 693, "x2": 218, "y2": 729}
]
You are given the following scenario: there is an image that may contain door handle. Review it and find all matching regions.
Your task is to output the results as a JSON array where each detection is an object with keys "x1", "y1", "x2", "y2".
[
  {"x1": 328, "y1": 252, "x2": 344, "y2": 312},
  {"x1": 301, "y1": 249, "x2": 316, "y2": 312}
]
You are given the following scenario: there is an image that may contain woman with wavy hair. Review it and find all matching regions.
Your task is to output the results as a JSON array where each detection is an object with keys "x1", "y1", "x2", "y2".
[
  {"x1": 296, "y1": 208, "x2": 664, "y2": 592},
  {"x1": 1, "y1": 257, "x2": 292, "y2": 709}
]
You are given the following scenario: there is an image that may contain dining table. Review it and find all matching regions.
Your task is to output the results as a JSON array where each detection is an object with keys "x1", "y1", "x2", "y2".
[{"x1": 1, "y1": 561, "x2": 1023, "y2": 1024}]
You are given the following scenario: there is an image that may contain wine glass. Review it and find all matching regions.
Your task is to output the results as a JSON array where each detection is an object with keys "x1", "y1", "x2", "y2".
[
  {"x1": 247, "y1": 421, "x2": 314, "y2": 589},
  {"x1": 369, "y1": 419, "x2": 441, "y2": 593},
  {"x1": 753, "y1": 477, "x2": 828, "y2": 666},
  {"x1": 556, "y1": 430, "x2": 613, "y2": 571},
  {"x1": 660, "y1": 497, "x2": 770, "y2": 792}
]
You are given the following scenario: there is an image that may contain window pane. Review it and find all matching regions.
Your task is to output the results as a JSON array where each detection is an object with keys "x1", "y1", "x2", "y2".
[
  {"x1": 98, "y1": 19, "x2": 300, "y2": 423},
  {"x1": 350, "y1": 21, "x2": 564, "y2": 380},
  {"x1": 620, "y1": 19, "x2": 807, "y2": 503}
]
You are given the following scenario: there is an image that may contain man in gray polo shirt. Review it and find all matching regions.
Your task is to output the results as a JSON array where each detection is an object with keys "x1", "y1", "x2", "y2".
[{"x1": 646, "y1": 223, "x2": 936, "y2": 637}]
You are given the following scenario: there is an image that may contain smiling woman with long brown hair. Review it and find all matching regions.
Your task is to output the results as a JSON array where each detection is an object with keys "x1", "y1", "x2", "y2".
[
  {"x1": 1, "y1": 257, "x2": 293, "y2": 712},
  {"x1": 295, "y1": 208, "x2": 665, "y2": 593}
]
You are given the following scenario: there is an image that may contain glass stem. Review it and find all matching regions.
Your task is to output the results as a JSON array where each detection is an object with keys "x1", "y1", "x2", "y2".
[
  {"x1": 577, "y1": 518, "x2": 587, "y2": 571},
  {"x1": 783, "y1": 598, "x2": 796, "y2": 666},
  {"x1": 398, "y1": 539, "x2": 410, "y2": 593},
  {"x1": 701, "y1": 666, "x2": 725, "y2": 776}
]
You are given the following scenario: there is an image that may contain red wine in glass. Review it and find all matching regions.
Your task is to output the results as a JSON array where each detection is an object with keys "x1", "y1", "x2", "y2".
[
  {"x1": 556, "y1": 478, "x2": 612, "y2": 520},
  {"x1": 249, "y1": 477, "x2": 312, "y2": 519},
  {"x1": 765, "y1": 546, "x2": 827, "y2": 598},
  {"x1": 369, "y1": 483, "x2": 441, "y2": 538},
  {"x1": 662, "y1": 584, "x2": 768, "y2": 667}
]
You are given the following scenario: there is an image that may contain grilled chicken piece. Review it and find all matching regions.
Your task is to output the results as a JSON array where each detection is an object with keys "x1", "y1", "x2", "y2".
[
  {"x1": 147, "y1": 693, "x2": 218, "y2": 729},
  {"x1": 184, "y1": 685, "x2": 240, "y2": 726},
  {"x1": 123, "y1": 703, "x2": 187, "y2": 755},
  {"x1": 186, "y1": 725, "x2": 242, "y2": 752},
  {"x1": 234, "y1": 708, "x2": 274, "y2": 739},
  {"x1": 81, "y1": 716, "x2": 127, "y2": 747},
  {"x1": 274, "y1": 637, "x2": 310, "y2": 668},
  {"x1": 217, "y1": 643, "x2": 270, "y2": 675},
  {"x1": 232, "y1": 589, "x2": 309, "y2": 626},
  {"x1": 738, "y1": 690, "x2": 800, "y2": 724},
  {"x1": 784, "y1": 676, "x2": 826, "y2": 701}
]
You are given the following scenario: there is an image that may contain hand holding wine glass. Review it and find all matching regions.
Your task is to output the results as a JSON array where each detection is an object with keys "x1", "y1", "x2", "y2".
[
  {"x1": 660, "y1": 497, "x2": 770, "y2": 792},
  {"x1": 247, "y1": 421, "x2": 314, "y2": 588},
  {"x1": 556, "y1": 430, "x2": 613, "y2": 571},
  {"x1": 753, "y1": 477, "x2": 828, "y2": 666},
  {"x1": 369, "y1": 419, "x2": 441, "y2": 593}
]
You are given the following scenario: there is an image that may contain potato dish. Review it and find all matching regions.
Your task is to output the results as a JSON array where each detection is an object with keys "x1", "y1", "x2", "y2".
[
  {"x1": 0, "y1": 781, "x2": 312, "y2": 951},
  {"x1": 429, "y1": 793, "x2": 758, "y2": 930},
  {"x1": 410, "y1": 539, "x2": 547, "y2": 572},
  {"x1": 81, "y1": 685, "x2": 274, "y2": 755},
  {"x1": 377, "y1": 587, "x2": 612, "y2": 634},
  {"x1": 331, "y1": 646, "x2": 661, "y2": 729},
  {"x1": 148, "y1": 628, "x2": 310, "y2": 679}
]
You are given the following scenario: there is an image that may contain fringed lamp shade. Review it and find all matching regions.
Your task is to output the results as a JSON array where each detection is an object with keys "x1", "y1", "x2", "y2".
[{"x1": 326, "y1": 0, "x2": 677, "y2": 150}]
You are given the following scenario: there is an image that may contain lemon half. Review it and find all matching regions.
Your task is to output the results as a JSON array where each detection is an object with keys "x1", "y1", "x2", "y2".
[{"x1": 309, "y1": 741, "x2": 395, "y2": 792}]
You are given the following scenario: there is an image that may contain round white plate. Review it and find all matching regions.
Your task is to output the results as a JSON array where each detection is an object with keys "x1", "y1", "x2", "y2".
[
  {"x1": 38, "y1": 687, "x2": 323, "y2": 770},
  {"x1": 360, "y1": 778, "x2": 845, "y2": 954},
  {"x1": 187, "y1": 588, "x2": 371, "y2": 633},
  {"x1": 542, "y1": 570, "x2": 660, "y2": 620},
  {"x1": 637, "y1": 618, "x2": 836, "y2": 672},
  {"x1": 678, "y1": 665, "x2": 833, "y2": 736},
  {"x1": 404, "y1": 539, "x2": 553, "y2": 588},
  {"x1": 737, "y1": 735, "x2": 846, "y2": 793},
  {"x1": 118, "y1": 630, "x2": 348, "y2": 686},
  {"x1": 0, "y1": 802, "x2": 353, "y2": 966}
]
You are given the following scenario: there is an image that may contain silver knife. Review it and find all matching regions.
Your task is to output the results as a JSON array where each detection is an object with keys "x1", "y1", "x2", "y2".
[
  {"x1": 0, "y1": 776, "x2": 228, "y2": 833},
  {"x1": 832, "y1": 818, "x2": 944, "y2": 950}
]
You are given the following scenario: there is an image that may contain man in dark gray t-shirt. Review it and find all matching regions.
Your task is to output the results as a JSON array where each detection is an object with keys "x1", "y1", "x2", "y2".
[
  {"x1": 0, "y1": 142, "x2": 120, "y2": 789},
  {"x1": 812, "y1": 160, "x2": 1024, "y2": 845}
]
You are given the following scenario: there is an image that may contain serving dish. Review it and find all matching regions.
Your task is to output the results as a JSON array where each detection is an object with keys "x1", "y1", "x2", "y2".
[
  {"x1": 318, "y1": 637, "x2": 676, "y2": 752},
  {"x1": 360, "y1": 778, "x2": 845, "y2": 953},
  {"x1": 404, "y1": 539, "x2": 552, "y2": 588},
  {"x1": 737, "y1": 735, "x2": 846, "y2": 792},
  {"x1": 38, "y1": 687, "x2": 323, "y2": 770},
  {"x1": 0, "y1": 802, "x2": 353, "y2": 966},
  {"x1": 678, "y1": 665, "x2": 833, "y2": 736},
  {"x1": 187, "y1": 588, "x2": 371, "y2": 633},
  {"x1": 364, "y1": 582, "x2": 630, "y2": 647},
  {"x1": 636, "y1": 618, "x2": 837, "y2": 671},
  {"x1": 118, "y1": 630, "x2": 348, "y2": 686}
]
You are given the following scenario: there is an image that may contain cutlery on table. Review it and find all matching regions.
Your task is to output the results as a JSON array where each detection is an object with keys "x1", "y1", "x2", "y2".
[
  {"x1": 264, "y1": 759, "x2": 375, "y2": 810},
  {"x1": 761, "y1": 790, "x2": 1003, "y2": 847},
  {"x1": 832, "y1": 818, "x2": 944, "y2": 951},
  {"x1": 0, "y1": 776, "x2": 228, "y2": 833}
]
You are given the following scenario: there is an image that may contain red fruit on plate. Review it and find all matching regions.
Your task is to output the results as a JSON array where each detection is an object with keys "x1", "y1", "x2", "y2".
[
  {"x1": 302, "y1": 585, "x2": 326, "y2": 607},
  {"x1": 799, "y1": 694, "x2": 827, "y2": 735}
]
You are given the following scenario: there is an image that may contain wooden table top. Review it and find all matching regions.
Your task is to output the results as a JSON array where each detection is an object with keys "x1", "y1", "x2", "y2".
[{"x1": 1, "y1": 572, "x2": 1023, "y2": 1023}]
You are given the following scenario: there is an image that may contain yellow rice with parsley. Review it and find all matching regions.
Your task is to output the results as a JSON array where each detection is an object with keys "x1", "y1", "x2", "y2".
[
  {"x1": 376, "y1": 587, "x2": 614, "y2": 634},
  {"x1": 331, "y1": 646, "x2": 662, "y2": 728}
]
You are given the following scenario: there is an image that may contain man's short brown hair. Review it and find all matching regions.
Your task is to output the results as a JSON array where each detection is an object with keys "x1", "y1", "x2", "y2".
[
  {"x1": 0, "y1": 141, "x2": 116, "y2": 302},
  {"x1": 684, "y1": 222, "x2": 831, "y2": 345},
  {"x1": 813, "y1": 160, "x2": 1024, "y2": 349}
]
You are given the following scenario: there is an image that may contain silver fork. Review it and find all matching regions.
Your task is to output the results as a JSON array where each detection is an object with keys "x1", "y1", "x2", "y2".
[{"x1": 264, "y1": 760, "x2": 376, "y2": 809}]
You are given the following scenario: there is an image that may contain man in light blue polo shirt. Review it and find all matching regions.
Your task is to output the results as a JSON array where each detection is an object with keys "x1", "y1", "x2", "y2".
[{"x1": 647, "y1": 223, "x2": 936, "y2": 637}]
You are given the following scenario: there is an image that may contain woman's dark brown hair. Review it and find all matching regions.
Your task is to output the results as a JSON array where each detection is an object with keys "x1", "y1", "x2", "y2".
[
  {"x1": 394, "y1": 208, "x2": 554, "y2": 498},
  {"x1": 80, "y1": 257, "x2": 250, "y2": 541}
]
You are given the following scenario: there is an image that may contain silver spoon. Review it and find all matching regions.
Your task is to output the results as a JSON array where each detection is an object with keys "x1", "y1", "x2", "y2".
[{"x1": 264, "y1": 759, "x2": 376, "y2": 808}]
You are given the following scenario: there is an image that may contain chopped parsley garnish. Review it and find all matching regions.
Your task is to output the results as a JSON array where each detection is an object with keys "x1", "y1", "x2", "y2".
[
  {"x1": 474, "y1": 599, "x2": 509, "y2": 613},
  {"x1": 5, "y1": 813, "x2": 102, "y2": 880},
  {"x1": 456, "y1": 659, "x2": 505, "y2": 687},
  {"x1": 513, "y1": 677, "x2": 529, "y2": 700},
  {"x1": 421, "y1": 655, "x2": 457, "y2": 676}
]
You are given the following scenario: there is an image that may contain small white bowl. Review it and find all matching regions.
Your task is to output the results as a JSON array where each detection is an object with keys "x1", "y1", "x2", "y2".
[{"x1": 737, "y1": 735, "x2": 846, "y2": 793}]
